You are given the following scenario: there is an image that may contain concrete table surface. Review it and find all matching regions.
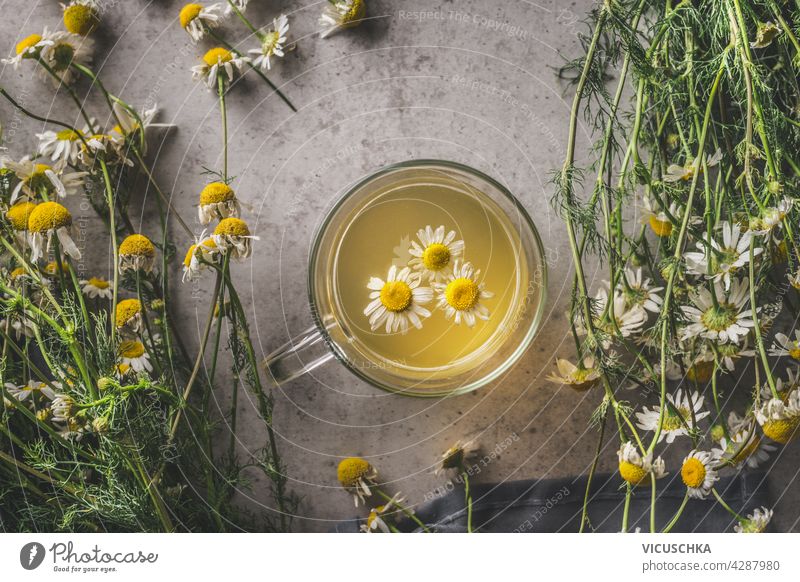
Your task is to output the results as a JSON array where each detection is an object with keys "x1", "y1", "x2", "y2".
[{"x1": 2, "y1": 0, "x2": 798, "y2": 532}]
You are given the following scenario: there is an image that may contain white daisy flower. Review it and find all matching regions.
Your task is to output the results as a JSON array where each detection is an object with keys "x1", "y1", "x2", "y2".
[
  {"x1": 684, "y1": 222, "x2": 762, "y2": 290},
  {"x1": 769, "y1": 330, "x2": 800, "y2": 361},
  {"x1": 248, "y1": 14, "x2": 289, "y2": 71},
  {"x1": 118, "y1": 340, "x2": 153, "y2": 373},
  {"x1": 408, "y1": 224, "x2": 465, "y2": 283},
  {"x1": 639, "y1": 196, "x2": 678, "y2": 238},
  {"x1": 39, "y1": 30, "x2": 93, "y2": 85},
  {"x1": 680, "y1": 450, "x2": 718, "y2": 500},
  {"x1": 360, "y1": 492, "x2": 407, "y2": 533},
  {"x1": 617, "y1": 441, "x2": 666, "y2": 486},
  {"x1": 223, "y1": 0, "x2": 248, "y2": 15},
  {"x1": 2, "y1": 30, "x2": 54, "y2": 68},
  {"x1": 320, "y1": 0, "x2": 366, "y2": 38},
  {"x1": 182, "y1": 234, "x2": 220, "y2": 282},
  {"x1": 364, "y1": 265, "x2": 433, "y2": 334},
  {"x1": 36, "y1": 126, "x2": 89, "y2": 165},
  {"x1": 179, "y1": 3, "x2": 224, "y2": 41},
  {"x1": 4, "y1": 380, "x2": 55, "y2": 402},
  {"x1": 734, "y1": 507, "x2": 772, "y2": 533},
  {"x1": 26, "y1": 201, "x2": 82, "y2": 262},
  {"x1": 3, "y1": 157, "x2": 86, "y2": 202},
  {"x1": 681, "y1": 277, "x2": 756, "y2": 345},
  {"x1": 433, "y1": 260, "x2": 493, "y2": 327},
  {"x1": 191, "y1": 47, "x2": 249, "y2": 89},
  {"x1": 635, "y1": 388, "x2": 710, "y2": 443},
  {"x1": 756, "y1": 386, "x2": 800, "y2": 444},
  {"x1": 337, "y1": 457, "x2": 377, "y2": 507},
  {"x1": 118, "y1": 234, "x2": 156, "y2": 274},
  {"x1": 80, "y1": 276, "x2": 112, "y2": 299},
  {"x1": 592, "y1": 287, "x2": 647, "y2": 339},
  {"x1": 752, "y1": 197, "x2": 793, "y2": 236},
  {"x1": 212, "y1": 217, "x2": 259, "y2": 260},
  {"x1": 545, "y1": 356, "x2": 601, "y2": 392},
  {"x1": 198, "y1": 182, "x2": 240, "y2": 224},
  {"x1": 663, "y1": 149, "x2": 722, "y2": 183},
  {"x1": 619, "y1": 267, "x2": 663, "y2": 313}
]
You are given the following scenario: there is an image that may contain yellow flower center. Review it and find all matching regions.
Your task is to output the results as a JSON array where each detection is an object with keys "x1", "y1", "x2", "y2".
[
  {"x1": 619, "y1": 461, "x2": 648, "y2": 485},
  {"x1": 422, "y1": 243, "x2": 451, "y2": 271},
  {"x1": 681, "y1": 457, "x2": 707, "y2": 489},
  {"x1": 119, "y1": 340, "x2": 145, "y2": 359},
  {"x1": 203, "y1": 47, "x2": 233, "y2": 67},
  {"x1": 661, "y1": 409, "x2": 688, "y2": 432},
  {"x1": 261, "y1": 30, "x2": 280, "y2": 55},
  {"x1": 337, "y1": 457, "x2": 372, "y2": 488},
  {"x1": 10, "y1": 267, "x2": 27, "y2": 279},
  {"x1": 179, "y1": 3, "x2": 203, "y2": 28},
  {"x1": 119, "y1": 233, "x2": 156, "y2": 257},
  {"x1": 16, "y1": 33, "x2": 42, "y2": 55},
  {"x1": 569, "y1": 368, "x2": 598, "y2": 391},
  {"x1": 26, "y1": 163, "x2": 53, "y2": 192},
  {"x1": 379, "y1": 281, "x2": 412, "y2": 312},
  {"x1": 183, "y1": 244, "x2": 198, "y2": 267},
  {"x1": 115, "y1": 298, "x2": 142, "y2": 328},
  {"x1": 56, "y1": 128, "x2": 81, "y2": 141},
  {"x1": 789, "y1": 346, "x2": 800, "y2": 361},
  {"x1": 200, "y1": 182, "x2": 235, "y2": 205},
  {"x1": 649, "y1": 216, "x2": 673, "y2": 237},
  {"x1": 762, "y1": 417, "x2": 800, "y2": 444},
  {"x1": 87, "y1": 277, "x2": 109, "y2": 289},
  {"x1": 44, "y1": 261, "x2": 70, "y2": 276},
  {"x1": 687, "y1": 360, "x2": 714, "y2": 384},
  {"x1": 63, "y1": 3, "x2": 99, "y2": 35},
  {"x1": 342, "y1": 0, "x2": 366, "y2": 25},
  {"x1": 214, "y1": 217, "x2": 250, "y2": 237},
  {"x1": 6, "y1": 201, "x2": 37, "y2": 231},
  {"x1": 27, "y1": 201, "x2": 73, "y2": 232},
  {"x1": 701, "y1": 303, "x2": 738, "y2": 332},
  {"x1": 445, "y1": 278, "x2": 479, "y2": 311}
]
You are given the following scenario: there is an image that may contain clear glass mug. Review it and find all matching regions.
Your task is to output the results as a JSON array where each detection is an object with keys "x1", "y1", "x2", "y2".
[{"x1": 263, "y1": 160, "x2": 547, "y2": 397}]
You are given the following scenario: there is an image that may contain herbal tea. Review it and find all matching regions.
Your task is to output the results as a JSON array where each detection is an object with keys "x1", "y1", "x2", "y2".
[{"x1": 328, "y1": 171, "x2": 532, "y2": 377}]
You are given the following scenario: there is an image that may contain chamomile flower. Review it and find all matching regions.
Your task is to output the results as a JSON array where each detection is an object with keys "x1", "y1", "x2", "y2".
[
  {"x1": 182, "y1": 234, "x2": 220, "y2": 282},
  {"x1": 192, "y1": 47, "x2": 248, "y2": 89},
  {"x1": 619, "y1": 267, "x2": 663, "y2": 313},
  {"x1": 212, "y1": 217, "x2": 258, "y2": 260},
  {"x1": 752, "y1": 197, "x2": 793, "y2": 236},
  {"x1": 433, "y1": 261, "x2": 493, "y2": 327},
  {"x1": 408, "y1": 224, "x2": 465, "y2": 283},
  {"x1": 50, "y1": 393, "x2": 76, "y2": 423},
  {"x1": 617, "y1": 441, "x2": 666, "y2": 486},
  {"x1": 179, "y1": 3, "x2": 224, "y2": 41},
  {"x1": 769, "y1": 330, "x2": 800, "y2": 361},
  {"x1": 716, "y1": 340, "x2": 756, "y2": 372},
  {"x1": 635, "y1": 389, "x2": 710, "y2": 443},
  {"x1": 39, "y1": 30, "x2": 94, "y2": 85},
  {"x1": 680, "y1": 450, "x2": 718, "y2": 500},
  {"x1": 639, "y1": 196, "x2": 678, "y2": 238},
  {"x1": 109, "y1": 102, "x2": 158, "y2": 142},
  {"x1": 36, "y1": 127, "x2": 88, "y2": 165},
  {"x1": 734, "y1": 507, "x2": 772, "y2": 533},
  {"x1": 755, "y1": 387, "x2": 800, "y2": 444},
  {"x1": 248, "y1": 15, "x2": 289, "y2": 71},
  {"x1": 118, "y1": 234, "x2": 156, "y2": 273},
  {"x1": 713, "y1": 414, "x2": 775, "y2": 469},
  {"x1": 4, "y1": 157, "x2": 85, "y2": 202},
  {"x1": 663, "y1": 149, "x2": 722, "y2": 183},
  {"x1": 337, "y1": 457, "x2": 377, "y2": 506},
  {"x1": 360, "y1": 492, "x2": 406, "y2": 533},
  {"x1": 5, "y1": 201, "x2": 37, "y2": 244},
  {"x1": 750, "y1": 22, "x2": 781, "y2": 48},
  {"x1": 681, "y1": 277, "x2": 756, "y2": 345},
  {"x1": 320, "y1": 0, "x2": 366, "y2": 38},
  {"x1": 61, "y1": 1, "x2": 100, "y2": 36},
  {"x1": 198, "y1": 182, "x2": 240, "y2": 224},
  {"x1": 115, "y1": 298, "x2": 144, "y2": 336},
  {"x1": 364, "y1": 265, "x2": 433, "y2": 333},
  {"x1": 118, "y1": 340, "x2": 152, "y2": 373},
  {"x1": 546, "y1": 357, "x2": 601, "y2": 391},
  {"x1": 4, "y1": 380, "x2": 55, "y2": 402},
  {"x1": 684, "y1": 222, "x2": 762, "y2": 290},
  {"x1": 2, "y1": 31, "x2": 53, "y2": 68},
  {"x1": 435, "y1": 439, "x2": 479, "y2": 475},
  {"x1": 27, "y1": 201, "x2": 81, "y2": 262},
  {"x1": 224, "y1": 0, "x2": 248, "y2": 14},
  {"x1": 592, "y1": 287, "x2": 647, "y2": 339},
  {"x1": 80, "y1": 276, "x2": 112, "y2": 299}
]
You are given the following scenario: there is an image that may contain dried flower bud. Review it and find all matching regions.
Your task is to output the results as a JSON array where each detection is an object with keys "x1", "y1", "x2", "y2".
[
  {"x1": 97, "y1": 377, "x2": 116, "y2": 392},
  {"x1": 92, "y1": 416, "x2": 110, "y2": 434}
]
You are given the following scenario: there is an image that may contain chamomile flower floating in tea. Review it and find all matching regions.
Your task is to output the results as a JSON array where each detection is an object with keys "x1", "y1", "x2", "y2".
[
  {"x1": 192, "y1": 47, "x2": 248, "y2": 88},
  {"x1": 639, "y1": 196, "x2": 677, "y2": 238},
  {"x1": 680, "y1": 450, "x2": 718, "y2": 500},
  {"x1": 756, "y1": 387, "x2": 800, "y2": 444},
  {"x1": 408, "y1": 224, "x2": 464, "y2": 283},
  {"x1": 213, "y1": 217, "x2": 258, "y2": 260},
  {"x1": 118, "y1": 233, "x2": 156, "y2": 273},
  {"x1": 2, "y1": 31, "x2": 52, "y2": 68},
  {"x1": 179, "y1": 3, "x2": 224, "y2": 41},
  {"x1": 546, "y1": 357, "x2": 601, "y2": 392},
  {"x1": 337, "y1": 457, "x2": 377, "y2": 506},
  {"x1": 39, "y1": 30, "x2": 94, "y2": 85},
  {"x1": 617, "y1": 441, "x2": 666, "y2": 486},
  {"x1": 248, "y1": 14, "x2": 289, "y2": 72},
  {"x1": 683, "y1": 221, "x2": 762, "y2": 291},
  {"x1": 433, "y1": 260, "x2": 493, "y2": 327},
  {"x1": 319, "y1": 0, "x2": 366, "y2": 38},
  {"x1": 182, "y1": 234, "x2": 220, "y2": 282},
  {"x1": 198, "y1": 182, "x2": 240, "y2": 224},
  {"x1": 118, "y1": 340, "x2": 153, "y2": 373},
  {"x1": 364, "y1": 265, "x2": 433, "y2": 334},
  {"x1": 734, "y1": 507, "x2": 773, "y2": 533},
  {"x1": 4, "y1": 380, "x2": 55, "y2": 402},
  {"x1": 770, "y1": 330, "x2": 800, "y2": 360},
  {"x1": 635, "y1": 389, "x2": 710, "y2": 444},
  {"x1": 36, "y1": 127, "x2": 87, "y2": 166},
  {"x1": 80, "y1": 276, "x2": 112, "y2": 299},
  {"x1": 681, "y1": 277, "x2": 755, "y2": 344},
  {"x1": 61, "y1": 0, "x2": 100, "y2": 36},
  {"x1": 115, "y1": 298, "x2": 144, "y2": 336},
  {"x1": 26, "y1": 201, "x2": 81, "y2": 261}
]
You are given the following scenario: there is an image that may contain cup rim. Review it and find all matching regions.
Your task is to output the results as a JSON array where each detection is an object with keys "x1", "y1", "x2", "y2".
[{"x1": 307, "y1": 159, "x2": 548, "y2": 397}]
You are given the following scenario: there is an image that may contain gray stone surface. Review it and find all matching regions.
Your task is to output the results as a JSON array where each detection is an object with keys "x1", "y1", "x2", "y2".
[{"x1": 1, "y1": 0, "x2": 798, "y2": 532}]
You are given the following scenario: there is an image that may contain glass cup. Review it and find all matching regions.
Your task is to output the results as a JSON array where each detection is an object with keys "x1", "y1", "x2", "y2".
[{"x1": 263, "y1": 160, "x2": 547, "y2": 397}]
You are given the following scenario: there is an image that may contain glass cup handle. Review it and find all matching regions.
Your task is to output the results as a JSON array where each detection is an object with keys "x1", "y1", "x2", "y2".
[{"x1": 262, "y1": 325, "x2": 335, "y2": 386}]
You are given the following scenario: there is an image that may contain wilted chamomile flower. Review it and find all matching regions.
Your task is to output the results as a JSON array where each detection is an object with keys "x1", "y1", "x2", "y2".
[
  {"x1": 224, "y1": 0, "x2": 249, "y2": 15},
  {"x1": 364, "y1": 265, "x2": 433, "y2": 334},
  {"x1": 80, "y1": 276, "x2": 112, "y2": 299},
  {"x1": 635, "y1": 389, "x2": 710, "y2": 444},
  {"x1": 750, "y1": 21, "x2": 781, "y2": 49},
  {"x1": 5, "y1": 200, "x2": 37, "y2": 244},
  {"x1": 756, "y1": 387, "x2": 800, "y2": 444},
  {"x1": 639, "y1": 196, "x2": 678, "y2": 238},
  {"x1": 50, "y1": 393, "x2": 76, "y2": 423},
  {"x1": 27, "y1": 201, "x2": 82, "y2": 262},
  {"x1": 4, "y1": 380, "x2": 56, "y2": 402},
  {"x1": 61, "y1": 1, "x2": 100, "y2": 36},
  {"x1": 663, "y1": 149, "x2": 721, "y2": 183},
  {"x1": 182, "y1": 235, "x2": 219, "y2": 282},
  {"x1": 115, "y1": 298, "x2": 144, "y2": 336},
  {"x1": 179, "y1": 3, "x2": 224, "y2": 41},
  {"x1": 39, "y1": 30, "x2": 94, "y2": 85},
  {"x1": 436, "y1": 439, "x2": 479, "y2": 475},
  {"x1": 713, "y1": 415, "x2": 775, "y2": 470},
  {"x1": 433, "y1": 260, "x2": 493, "y2": 327},
  {"x1": 546, "y1": 357, "x2": 601, "y2": 392},
  {"x1": 408, "y1": 224, "x2": 465, "y2": 283},
  {"x1": 360, "y1": 492, "x2": 406, "y2": 533},
  {"x1": 751, "y1": 197, "x2": 793, "y2": 236},
  {"x1": 680, "y1": 450, "x2": 718, "y2": 500},
  {"x1": 769, "y1": 330, "x2": 800, "y2": 361},
  {"x1": 319, "y1": 0, "x2": 366, "y2": 39},
  {"x1": 36, "y1": 126, "x2": 89, "y2": 166},
  {"x1": 2, "y1": 31, "x2": 53, "y2": 68},
  {"x1": 337, "y1": 457, "x2": 378, "y2": 506},
  {"x1": 248, "y1": 14, "x2": 289, "y2": 71},
  {"x1": 192, "y1": 47, "x2": 249, "y2": 89},
  {"x1": 734, "y1": 507, "x2": 773, "y2": 533},
  {"x1": 212, "y1": 217, "x2": 259, "y2": 260},
  {"x1": 589, "y1": 287, "x2": 647, "y2": 340},
  {"x1": 617, "y1": 441, "x2": 666, "y2": 486},
  {"x1": 3, "y1": 156, "x2": 86, "y2": 202},
  {"x1": 198, "y1": 182, "x2": 240, "y2": 224},
  {"x1": 109, "y1": 101, "x2": 158, "y2": 144},
  {"x1": 118, "y1": 233, "x2": 156, "y2": 273},
  {"x1": 118, "y1": 340, "x2": 152, "y2": 373}
]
